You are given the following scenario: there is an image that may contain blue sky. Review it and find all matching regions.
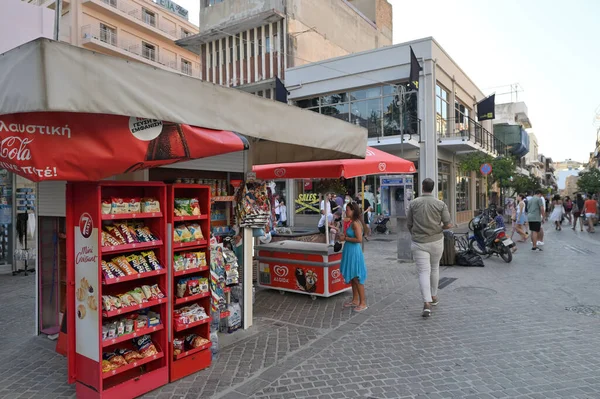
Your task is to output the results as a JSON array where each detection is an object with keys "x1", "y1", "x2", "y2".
[{"x1": 177, "y1": 0, "x2": 600, "y2": 163}]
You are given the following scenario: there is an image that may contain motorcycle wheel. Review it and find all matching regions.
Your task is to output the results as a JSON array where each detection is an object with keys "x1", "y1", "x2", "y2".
[
  {"x1": 500, "y1": 246, "x2": 513, "y2": 263},
  {"x1": 468, "y1": 238, "x2": 486, "y2": 256}
]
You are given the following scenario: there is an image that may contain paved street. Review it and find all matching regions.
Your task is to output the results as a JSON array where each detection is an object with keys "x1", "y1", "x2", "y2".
[{"x1": 1, "y1": 225, "x2": 600, "y2": 399}]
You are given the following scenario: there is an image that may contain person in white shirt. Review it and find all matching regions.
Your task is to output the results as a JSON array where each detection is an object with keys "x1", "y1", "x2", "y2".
[
  {"x1": 273, "y1": 194, "x2": 281, "y2": 223},
  {"x1": 279, "y1": 201, "x2": 287, "y2": 227},
  {"x1": 320, "y1": 193, "x2": 332, "y2": 216},
  {"x1": 318, "y1": 213, "x2": 337, "y2": 244}
]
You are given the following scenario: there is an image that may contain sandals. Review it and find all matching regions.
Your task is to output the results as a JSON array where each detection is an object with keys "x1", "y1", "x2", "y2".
[
  {"x1": 422, "y1": 307, "x2": 431, "y2": 318},
  {"x1": 430, "y1": 298, "x2": 439, "y2": 306},
  {"x1": 353, "y1": 305, "x2": 368, "y2": 312},
  {"x1": 343, "y1": 301, "x2": 358, "y2": 308}
]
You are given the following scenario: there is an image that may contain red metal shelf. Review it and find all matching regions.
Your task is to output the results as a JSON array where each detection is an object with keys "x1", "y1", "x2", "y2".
[
  {"x1": 173, "y1": 317, "x2": 211, "y2": 332},
  {"x1": 173, "y1": 240, "x2": 208, "y2": 251},
  {"x1": 102, "y1": 240, "x2": 163, "y2": 255},
  {"x1": 102, "y1": 351, "x2": 164, "y2": 379},
  {"x1": 102, "y1": 297, "x2": 166, "y2": 318},
  {"x1": 173, "y1": 266, "x2": 209, "y2": 277},
  {"x1": 173, "y1": 342, "x2": 212, "y2": 361},
  {"x1": 102, "y1": 212, "x2": 163, "y2": 220},
  {"x1": 173, "y1": 215, "x2": 208, "y2": 222},
  {"x1": 103, "y1": 268, "x2": 166, "y2": 285},
  {"x1": 174, "y1": 291, "x2": 210, "y2": 305},
  {"x1": 102, "y1": 324, "x2": 164, "y2": 348}
]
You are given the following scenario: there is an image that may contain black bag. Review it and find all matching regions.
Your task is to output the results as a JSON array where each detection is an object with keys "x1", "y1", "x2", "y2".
[
  {"x1": 440, "y1": 231, "x2": 456, "y2": 266},
  {"x1": 455, "y1": 250, "x2": 485, "y2": 267}
]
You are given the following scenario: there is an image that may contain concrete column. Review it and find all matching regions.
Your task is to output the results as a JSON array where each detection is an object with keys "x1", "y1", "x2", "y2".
[
  {"x1": 418, "y1": 59, "x2": 438, "y2": 190},
  {"x1": 470, "y1": 171, "x2": 477, "y2": 213},
  {"x1": 242, "y1": 143, "x2": 254, "y2": 330},
  {"x1": 450, "y1": 78, "x2": 456, "y2": 136},
  {"x1": 225, "y1": 35, "x2": 230, "y2": 86},
  {"x1": 232, "y1": 34, "x2": 237, "y2": 86},
  {"x1": 450, "y1": 161, "x2": 457, "y2": 221}
]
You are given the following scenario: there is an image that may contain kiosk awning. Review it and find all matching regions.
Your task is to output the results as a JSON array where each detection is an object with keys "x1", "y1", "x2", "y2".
[
  {"x1": 253, "y1": 147, "x2": 416, "y2": 179},
  {"x1": 0, "y1": 39, "x2": 367, "y2": 168}
]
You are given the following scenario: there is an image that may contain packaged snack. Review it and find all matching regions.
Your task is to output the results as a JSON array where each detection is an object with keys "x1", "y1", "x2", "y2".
[
  {"x1": 136, "y1": 254, "x2": 152, "y2": 273},
  {"x1": 134, "y1": 226, "x2": 157, "y2": 243},
  {"x1": 106, "y1": 261, "x2": 126, "y2": 277},
  {"x1": 102, "y1": 360, "x2": 116, "y2": 373},
  {"x1": 109, "y1": 295, "x2": 122, "y2": 309},
  {"x1": 130, "y1": 288, "x2": 147, "y2": 304},
  {"x1": 187, "y1": 279, "x2": 200, "y2": 296},
  {"x1": 192, "y1": 336, "x2": 210, "y2": 348},
  {"x1": 102, "y1": 325, "x2": 109, "y2": 340},
  {"x1": 102, "y1": 295, "x2": 114, "y2": 312},
  {"x1": 116, "y1": 319, "x2": 125, "y2": 336},
  {"x1": 113, "y1": 256, "x2": 136, "y2": 275},
  {"x1": 141, "y1": 251, "x2": 162, "y2": 270},
  {"x1": 118, "y1": 293, "x2": 135, "y2": 307},
  {"x1": 198, "y1": 278, "x2": 209, "y2": 293},
  {"x1": 186, "y1": 223, "x2": 204, "y2": 240},
  {"x1": 148, "y1": 314, "x2": 161, "y2": 327},
  {"x1": 110, "y1": 197, "x2": 128, "y2": 214},
  {"x1": 126, "y1": 254, "x2": 146, "y2": 274},
  {"x1": 102, "y1": 231, "x2": 121, "y2": 247},
  {"x1": 173, "y1": 338, "x2": 184, "y2": 356},
  {"x1": 133, "y1": 335, "x2": 158, "y2": 358},
  {"x1": 103, "y1": 352, "x2": 127, "y2": 367},
  {"x1": 174, "y1": 224, "x2": 193, "y2": 242},
  {"x1": 105, "y1": 225, "x2": 126, "y2": 245},
  {"x1": 117, "y1": 223, "x2": 137, "y2": 244},
  {"x1": 115, "y1": 348, "x2": 144, "y2": 363},
  {"x1": 190, "y1": 198, "x2": 201, "y2": 216},
  {"x1": 124, "y1": 319, "x2": 134, "y2": 334},
  {"x1": 101, "y1": 261, "x2": 116, "y2": 280},
  {"x1": 174, "y1": 198, "x2": 192, "y2": 216},
  {"x1": 108, "y1": 322, "x2": 117, "y2": 339},
  {"x1": 135, "y1": 316, "x2": 147, "y2": 330},
  {"x1": 127, "y1": 197, "x2": 141, "y2": 214},
  {"x1": 141, "y1": 285, "x2": 154, "y2": 300},
  {"x1": 151, "y1": 284, "x2": 165, "y2": 299},
  {"x1": 184, "y1": 334, "x2": 198, "y2": 350},
  {"x1": 176, "y1": 281, "x2": 187, "y2": 298},
  {"x1": 195, "y1": 252, "x2": 207, "y2": 267},
  {"x1": 173, "y1": 254, "x2": 185, "y2": 272},
  {"x1": 141, "y1": 198, "x2": 160, "y2": 213}
]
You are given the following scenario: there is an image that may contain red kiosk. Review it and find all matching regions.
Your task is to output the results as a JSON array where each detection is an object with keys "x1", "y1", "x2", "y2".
[
  {"x1": 0, "y1": 39, "x2": 368, "y2": 399},
  {"x1": 253, "y1": 147, "x2": 416, "y2": 300}
]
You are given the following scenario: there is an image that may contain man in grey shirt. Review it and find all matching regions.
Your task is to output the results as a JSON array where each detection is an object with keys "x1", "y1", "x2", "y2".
[{"x1": 407, "y1": 178, "x2": 452, "y2": 317}]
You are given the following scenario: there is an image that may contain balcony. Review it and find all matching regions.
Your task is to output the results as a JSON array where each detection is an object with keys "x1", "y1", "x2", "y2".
[
  {"x1": 368, "y1": 114, "x2": 421, "y2": 152},
  {"x1": 82, "y1": 0, "x2": 185, "y2": 41},
  {"x1": 437, "y1": 117, "x2": 507, "y2": 156},
  {"x1": 81, "y1": 24, "x2": 200, "y2": 78}
]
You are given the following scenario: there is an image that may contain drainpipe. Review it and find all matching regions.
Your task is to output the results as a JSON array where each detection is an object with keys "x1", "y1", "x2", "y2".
[{"x1": 54, "y1": 0, "x2": 62, "y2": 40}]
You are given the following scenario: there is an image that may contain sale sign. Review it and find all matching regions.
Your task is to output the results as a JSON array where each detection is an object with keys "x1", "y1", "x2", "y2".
[{"x1": 0, "y1": 112, "x2": 248, "y2": 181}]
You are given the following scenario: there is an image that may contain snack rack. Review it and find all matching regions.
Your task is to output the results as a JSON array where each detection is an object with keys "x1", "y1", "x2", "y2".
[
  {"x1": 167, "y1": 184, "x2": 212, "y2": 382},
  {"x1": 67, "y1": 182, "x2": 169, "y2": 399}
]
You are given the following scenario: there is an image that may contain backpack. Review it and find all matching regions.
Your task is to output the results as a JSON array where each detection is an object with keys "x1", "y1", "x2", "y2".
[{"x1": 455, "y1": 250, "x2": 485, "y2": 267}]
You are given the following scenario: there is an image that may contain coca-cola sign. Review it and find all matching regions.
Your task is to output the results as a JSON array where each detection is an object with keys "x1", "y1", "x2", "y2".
[{"x1": 0, "y1": 112, "x2": 247, "y2": 182}]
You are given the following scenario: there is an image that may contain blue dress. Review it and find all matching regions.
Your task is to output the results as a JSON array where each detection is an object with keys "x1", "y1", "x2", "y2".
[{"x1": 340, "y1": 224, "x2": 367, "y2": 284}]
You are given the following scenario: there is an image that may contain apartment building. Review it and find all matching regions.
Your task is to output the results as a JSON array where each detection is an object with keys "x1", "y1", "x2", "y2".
[
  {"x1": 285, "y1": 37, "x2": 507, "y2": 224},
  {"x1": 25, "y1": 0, "x2": 201, "y2": 78},
  {"x1": 177, "y1": 0, "x2": 393, "y2": 98}
]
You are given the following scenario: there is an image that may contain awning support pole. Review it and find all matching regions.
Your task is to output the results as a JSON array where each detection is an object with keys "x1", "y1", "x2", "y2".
[{"x1": 243, "y1": 144, "x2": 254, "y2": 330}]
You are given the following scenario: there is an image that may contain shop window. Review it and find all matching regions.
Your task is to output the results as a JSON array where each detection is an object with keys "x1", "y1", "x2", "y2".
[
  {"x1": 350, "y1": 86, "x2": 382, "y2": 101},
  {"x1": 322, "y1": 103, "x2": 350, "y2": 122},
  {"x1": 296, "y1": 98, "x2": 319, "y2": 109},
  {"x1": 351, "y1": 98, "x2": 382, "y2": 138},
  {"x1": 321, "y1": 93, "x2": 348, "y2": 105},
  {"x1": 142, "y1": 8, "x2": 156, "y2": 27},
  {"x1": 438, "y1": 161, "x2": 450, "y2": 207},
  {"x1": 456, "y1": 170, "x2": 470, "y2": 212},
  {"x1": 142, "y1": 42, "x2": 156, "y2": 62},
  {"x1": 99, "y1": 23, "x2": 116, "y2": 46},
  {"x1": 455, "y1": 100, "x2": 471, "y2": 135}
]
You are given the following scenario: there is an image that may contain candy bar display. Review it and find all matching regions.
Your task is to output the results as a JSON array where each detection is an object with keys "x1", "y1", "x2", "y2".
[
  {"x1": 70, "y1": 182, "x2": 168, "y2": 396},
  {"x1": 101, "y1": 222, "x2": 160, "y2": 247},
  {"x1": 174, "y1": 198, "x2": 201, "y2": 216},
  {"x1": 223, "y1": 247, "x2": 239, "y2": 286},
  {"x1": 168, "y1": 184, "x2": 213, "y2": 381},
  {"x1": 173, "y1": 251, "x2": 206, "y2": 272},
  {"x1": 210, "y1": 246, "x2": 227, "y2": 312},
  {"x1": 101, "y1": 250, "x2": 163, "y2": 280},
  {"x1": 101, "y1": 284, "x2": 165, "y2": 312},
  {"x1": 101, "y1": 197, "x2": 160, "y2": 215}
]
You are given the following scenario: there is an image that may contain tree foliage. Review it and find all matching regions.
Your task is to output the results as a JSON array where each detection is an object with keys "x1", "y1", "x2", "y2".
[
  {"x1": 508, "y1": 175, "x2": 542, "y2": 196},
  {"x1": 313, "y1": 179, "x2": 347, "y2": 195},
  {"x1": 457, "y1": 153, "x2": 517, "y2": 188},
  {"x1": 577, "y1": 168, "x2": 600, "y2": 195}
]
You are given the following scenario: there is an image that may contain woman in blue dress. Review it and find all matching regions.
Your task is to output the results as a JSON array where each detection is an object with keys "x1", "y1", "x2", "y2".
[{"x1": 339, "y1": 202, "x2": 368, "y2": 312}]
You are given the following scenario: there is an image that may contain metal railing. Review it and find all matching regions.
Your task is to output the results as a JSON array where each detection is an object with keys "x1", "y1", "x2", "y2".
[
  {"x1": 99, "y1": 0, "x2": 180, "y2": 38},
  {"x1": 437, "y1": 116, "x2": 507, "y2": 156},
  {"x1": 81, "y1": 24, "x2": 201, "y2": 78}
]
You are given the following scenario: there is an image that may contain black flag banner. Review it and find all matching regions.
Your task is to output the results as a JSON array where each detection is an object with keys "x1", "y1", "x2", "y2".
[
  {"x1": 477, "y1": 94, "x2": 495, "y2": 121},
  {"x1": 409, "y1": 46, "x2": 421, "y2": 91},
  {"x1": 275, "y1": 76, "x2": 289, "y2": 103}
]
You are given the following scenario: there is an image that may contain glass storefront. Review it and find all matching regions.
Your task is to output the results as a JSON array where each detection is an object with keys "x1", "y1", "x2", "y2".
[
  {"x1": 438, "y1": 162, "x2": 450, "y2": 207},
  {"x1": 456, "y1": 170, "x2": 470, "y2": 212}
]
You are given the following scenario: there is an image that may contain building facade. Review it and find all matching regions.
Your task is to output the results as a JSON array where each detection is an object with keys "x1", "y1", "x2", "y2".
[
  {"x1": 177, "y1": 0, "x2": 393, "y2": 98},
  {"x1": 493, "y1": 102, "x2": 531, "y2": 177},
  {"x1": 2, "y1": 0, "x2": 54, "y2": 53},
  {"x1": 26, "y1": 0, "x2": 202, "y2": 78},
  {"x1": 285, "y1": 38, "x2": 506, "y2": 225}
]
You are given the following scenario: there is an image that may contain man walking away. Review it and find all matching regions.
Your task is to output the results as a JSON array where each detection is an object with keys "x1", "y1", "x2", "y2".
[
  {"x1": 527, "y1": 190, "x2": 546, "y2": 251},
  {"x1": 584, "y1": 194, "x2": 598, "y2": 233},
  {"x1": 407, "y1": 178, "x2": 452, "y2": 318}
]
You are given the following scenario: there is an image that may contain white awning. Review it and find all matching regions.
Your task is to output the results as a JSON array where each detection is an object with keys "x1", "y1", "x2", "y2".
[{"x1": 0, "y1": 38, "x2": 367, "y2": 164}]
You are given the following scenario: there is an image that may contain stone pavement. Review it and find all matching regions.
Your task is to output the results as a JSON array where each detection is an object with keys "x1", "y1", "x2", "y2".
[{"x1": 1, "y1": 225, "x2": 600, "y2": 399}]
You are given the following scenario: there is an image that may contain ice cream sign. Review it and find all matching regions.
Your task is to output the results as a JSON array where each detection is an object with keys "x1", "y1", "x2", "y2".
[{"x1": 154, "y1": 0, "x2": 188, "y2": 19}]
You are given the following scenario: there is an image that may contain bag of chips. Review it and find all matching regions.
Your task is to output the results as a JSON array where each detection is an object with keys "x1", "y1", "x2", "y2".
[
  {"x1": 151, "y1": 284, "x2": 165, "y2": 299},
  {"x1": 115, "y1": 223, "x2": 137, "y2": 244},
  {"x1": 190, "y1": 198, "x2": 201, "y2": 216},
  {"x1": 116, "y1": 348, "x2": 144, "y2": 364},
  {"x1": 173, "y1": 254, "x2": 185, "y2": 272},
  {"x1": 105, "y1": 225, "x2": 126, "y2": 245},
  {"x1": 187, "y1": 223, "x2": 204, "y2": 240},
  {"x1": 127, "y1": 197, "x2": 141, "y2": 214},
  {"x1": 173, "y1": 338, "x2": 184, "y2": 356},
  {"x1": 112, "y1": 256, "x2": 135, "y2": 275},
  {"x1": 101, "y1": 199, "x2": 112, "y2": 215},
  {"x1": 174, "y1": 224, "x2": 193, "y2": 242},
  {"x1": 187, "y1": 279, "x2": 201, "y2": 296},
  {"x1": 102, "y1": 360, "x2": 117, "y2": 373},
  {"x1": 141, "y1": 198, "x2": 160, "y2": 213},
  {"x1": 174, "y1": 198, "x2": 192, "y2": 216},
  {"x1": 103, "y1": 352, "x2": 127, "y2": 367},
  {"x1": 118, "y1": 293, "x2": 135, "y2": 307},
  {"x1": 110, "y1": 197, "x2": 128, "y2": 214},
  {"x1": 133, "y1": 335, "x2": 158, "y2": 358},
  {"x1": 141, "y1": 285, "x2": 154, "y2": 300},
  {"x1": 141, "y1": 251, "x2": 162, "y2": 270},
  {"x1": 101, "y1": 231, "x2": 121, "y2": 247},
  {"x1": 130, "y1": 288, "x2": 147, "y2": 304}
]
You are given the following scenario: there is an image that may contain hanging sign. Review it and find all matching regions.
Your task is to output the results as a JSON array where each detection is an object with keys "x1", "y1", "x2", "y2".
[{"x1": 0, "y1": 112, "x2": 247, "y2": 182}]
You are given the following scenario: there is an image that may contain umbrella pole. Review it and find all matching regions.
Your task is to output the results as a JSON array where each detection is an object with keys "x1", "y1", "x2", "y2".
[
  {"x1": 362, "y1": 179, "x2": 365, "y2": 251},
  {"x1": 324, "y1": 194, "x2": 330, "y2": 245}
]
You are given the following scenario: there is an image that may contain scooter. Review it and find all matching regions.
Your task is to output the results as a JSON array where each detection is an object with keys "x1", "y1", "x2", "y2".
[
  {"x1": 468, "y1": 215, "x2": 515, "y2": 263},
  {"x1": 373, "y1": 215, "x2": 390, "y2": 234}
]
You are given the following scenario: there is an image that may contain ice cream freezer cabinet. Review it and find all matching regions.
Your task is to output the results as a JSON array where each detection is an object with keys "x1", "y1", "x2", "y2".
[{"x1": 255, "y1": 241, "x2": 351, "y2": 300}]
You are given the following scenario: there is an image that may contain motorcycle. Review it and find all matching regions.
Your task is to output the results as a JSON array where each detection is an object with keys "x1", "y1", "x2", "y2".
[{"x1": 468, "y1": 213, "x2": 515, "y2": 263}]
